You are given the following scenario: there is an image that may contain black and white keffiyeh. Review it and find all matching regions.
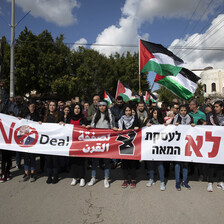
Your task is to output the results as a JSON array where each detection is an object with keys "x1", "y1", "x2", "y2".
[{"x1": 118, "y1": 115, "x2": 135, "y2": 129}]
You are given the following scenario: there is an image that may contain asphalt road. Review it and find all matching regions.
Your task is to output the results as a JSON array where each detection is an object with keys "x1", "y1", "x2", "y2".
[{"x1": 0, "y1": 160, "x2": 223, "y2": 224}]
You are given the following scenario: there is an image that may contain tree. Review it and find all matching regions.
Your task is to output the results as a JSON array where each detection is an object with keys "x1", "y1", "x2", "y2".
[
  {"x1": 0, "y1": 36, "x2": 10, "y2": 90},
  {"x1": 109, "y1": 52, "x2": 149, "y2": 96},
  {"x1": 194, "y1": 82, "x2": 204, "y2": 105},
  {"x1": 156, "y1": 86, "x2": 183, "y2": 104},
  {"x1": 1, "y1": 27, "x2": 150, "y2": 100},
  {"x1": 36, "y1": 30, "x2": 70, "y2": 94},
  {"x1": 15, "y1": 27, "x2": 39, "y2": 95},
  {"x1": 14, "y1": 27, "x2": 71, "y2": 96}
]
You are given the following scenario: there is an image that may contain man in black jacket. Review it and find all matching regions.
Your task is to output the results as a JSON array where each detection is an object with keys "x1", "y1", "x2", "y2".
[{"x1": 110, "y1": 96, "x2": 126, "y2": 128}]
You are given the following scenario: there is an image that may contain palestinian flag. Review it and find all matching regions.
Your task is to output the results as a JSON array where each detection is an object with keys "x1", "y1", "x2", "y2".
[
  {"x1": 144, "y1": 91, "x2": 156, "y2": 103},
  {"x1": 139, "y1": 39, "x2": 200, "y2": 100},
  {"x1": 139, "y1": 39, "x2": 183, "y2": 75},
  {"x1": 115, "y1": 80, "x2": 135, "y2": 102},
  {"x1": 154, "y1": 69, "x2": 200, "y2": 100},
  {"x1": 104, "y1": 91, "x2": 114, "y2": 106}
]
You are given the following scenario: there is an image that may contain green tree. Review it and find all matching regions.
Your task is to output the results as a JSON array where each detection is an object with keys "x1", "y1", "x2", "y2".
[
  {"x1": 36, "y1": 30, "x2": 70, "y2": 94},
  {"x1": 51, "y1": 75, "x2": 77, "y2": 101},
  {"x1": 109, "y1": 52, "x2": 149, "y2": 96},
  {"x1": 2, "y1": 27, "x2": 150, "y2": 100},
  {"x1": 0, "y1": 36, "x2": 10, "y2": 90},
  {"x1": 15, "y1": 27, "x2": 39, "y2": 95},
  {"x1": 14, "y1": 27, "x2": 71, "y2": 96},
  {"x1": 156, "y1": 86, "x2": 183, "y2": 104},
  {"x1": 194, "y1": 82, "x2": 204, "y2": 105}
]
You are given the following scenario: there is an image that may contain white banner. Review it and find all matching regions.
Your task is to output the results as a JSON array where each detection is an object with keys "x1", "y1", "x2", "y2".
[
  {"x1": 0, "y1": 113, "x2": 72, "y2": 156},
  {"x1": 141, "y1": 125, "x2": 224, "y2": 164},
  {"x1": 0, "y1": 113, "x2": 224, "y2": 164}
]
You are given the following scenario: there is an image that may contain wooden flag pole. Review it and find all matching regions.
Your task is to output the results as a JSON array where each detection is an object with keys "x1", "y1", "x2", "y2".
[
  {"x1": 139, "y1": 73, "x2": 141, "y2": 92},
  {"x1": 138, "y1": 39, "x2": 142, "y2": 94}
]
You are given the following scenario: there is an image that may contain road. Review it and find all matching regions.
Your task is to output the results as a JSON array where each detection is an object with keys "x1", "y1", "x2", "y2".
[{"x1": 0, "y1": 160, "x2": 223, "y2": 224}]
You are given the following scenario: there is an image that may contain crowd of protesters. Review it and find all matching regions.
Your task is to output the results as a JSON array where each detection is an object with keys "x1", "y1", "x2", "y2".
[{"x1": 0, "y1": 81, "x2": 224, "y2": 192}]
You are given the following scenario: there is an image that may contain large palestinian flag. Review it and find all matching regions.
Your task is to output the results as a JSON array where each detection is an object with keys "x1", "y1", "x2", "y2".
[
  {"x1": 115, "y1": 80, "x2": 135, "y2": 102},
  {"x1": 139, "y1": 39, "x2": 200, "y2": 100},
  {"x1": 154, "y1": 70, "x2": 200, "y2": 100}
]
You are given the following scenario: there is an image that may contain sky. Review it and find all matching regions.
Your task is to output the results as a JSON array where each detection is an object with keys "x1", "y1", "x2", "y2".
[{"x1": 1, "y1": 0, "x2": 224, "y2": 91}]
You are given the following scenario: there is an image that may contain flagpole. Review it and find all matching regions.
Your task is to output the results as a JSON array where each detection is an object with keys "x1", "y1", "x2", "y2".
[
  {"x1": 115, "y1": 80, "x2": 119, "y2": 99},
  {"x1": 139, "y1": 73, "x2": 141, "y2": 92},
  {"x1": 138, "y1": 39, "x2": 141, "y2": 92}
]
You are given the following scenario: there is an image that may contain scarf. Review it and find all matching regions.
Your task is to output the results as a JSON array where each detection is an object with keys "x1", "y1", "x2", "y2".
[
  {"x1": 173, "y1": 114, "x2": 191, "y2": 125},
  {"x1": 118, "y1": 115, "x2": 135, "y2": 129},
  {"x1": 69, "y1": 103, "x2": 84, "y2": 121}
]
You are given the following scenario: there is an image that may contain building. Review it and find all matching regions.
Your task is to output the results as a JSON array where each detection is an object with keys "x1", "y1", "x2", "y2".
[{"x1": 199, "y1": 67, "x2": 224, "y2": 98}]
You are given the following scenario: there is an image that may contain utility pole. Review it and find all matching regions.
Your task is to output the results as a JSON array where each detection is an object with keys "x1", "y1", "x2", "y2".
[
  {"x1": 0, "y1": 38, "x2": 2, "y2": 78},
  {"x1": 10, "y1": 0, "x2": 15, "y2": 97}
]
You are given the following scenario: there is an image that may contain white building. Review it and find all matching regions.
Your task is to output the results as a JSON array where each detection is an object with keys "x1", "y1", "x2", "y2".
[{"x1": 199, "y1": 68, "x2": 224, "y2": 97}]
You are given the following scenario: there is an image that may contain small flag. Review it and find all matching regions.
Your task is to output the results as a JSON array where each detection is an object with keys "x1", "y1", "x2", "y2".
[
  {"x1": 144, "y1": 91, "x2": 156, "y2": 103},
  {"x1": 115, "y1": 80, "x2": 135, "y2": 102},
  {"x1": 104, "y1": 91, "x2": 114, "y2": 106}
]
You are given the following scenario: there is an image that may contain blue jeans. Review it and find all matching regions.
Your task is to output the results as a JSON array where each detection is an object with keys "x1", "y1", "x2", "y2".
[
  {"x1": 91, "y1": 158, "x2": 110, "y2": 179},
  {"x1": 24, "y1": 153, "x2": 36, "y2": 171},
  {"x1": 147, "y1": 161, "x2": 165, "y2": 183},
  {"x1": 175, "y1": 162, "x2": 188, "y2": 183}
]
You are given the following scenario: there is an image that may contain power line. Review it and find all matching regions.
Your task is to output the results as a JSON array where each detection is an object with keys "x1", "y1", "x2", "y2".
[
  {"x1": 178, "y1": 3, "x2": 224, "y2": 58},
  {"x1": 11, "y1": 40, "x2": 224, "y2": 51},
  {"x1": 179, "y1": 12, "x2": 224, "y2": 57},
  {"x1": 181, "y1": 0, "x2": 203, "y2": 35},
  {"x1": 187, "y1": 0, "x2": 215, "y2": 35},
  {"x1": 175, "y1": 0, "x2": 203, "y2": 55},
  {"x1": 180, "y1": 14, "x2": 224, "y2": 59}
]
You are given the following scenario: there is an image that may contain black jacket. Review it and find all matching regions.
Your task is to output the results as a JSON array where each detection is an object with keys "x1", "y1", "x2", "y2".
[{"x1": 110, "y1": 104, "x2": 126, "y2": 127}]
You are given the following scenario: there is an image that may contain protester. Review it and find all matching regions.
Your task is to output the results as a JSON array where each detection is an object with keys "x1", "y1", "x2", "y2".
[
  {"x1": 189, "y1": 99, "x2": 206, "y2": 178},
  {"x1": 200, "y1": 97, "x2": 212, "y2": 113},
  {"x1": 58, "y1": 101, "x2": 65, "y2": 112},
  {"x1": 110, "y1": 95, "x2": 126, "y2": 168},
  {"x1": 0, "y1": 82, "x2": 25, "y2": 169},
  {"x1": 43, "y1": 101, "x2": 62, "y2": 184},
  {"x1": 58, "y1": 105, "x2": 71, "y2": 173},
  {"x1": 110, "y1": 95, "x2": 126, "y2": 128},
  {"x1": 207, "y1": 100, "x2": 224, "y2": 191},
  {"x1": 118, "y1": 105, "x2": 140, "y2": 188},
  {"x1": 0, "y1": 111, "x2": 15, "y2": 183},
  {"x1": 87, "y1": 95, "x2": 100, "y2": 123},
  {"x1": 137, "y1": 101, "x2": 148, "y2": 127},
  {"x1": 87, "y1": 100, "x2": 116, "y2": 188},
  {"x1": 18, "y1": 101, "x2": 41, "y2": 182},
  {"x1": 66, "y1": 100, "x2": 72, "y2": 107},
  {"x1": 61, "y1": 105, "x2": 71, "y2": 123},
  {"x1": 145, "y1": 107, "x2": 166, "y2": 191},
  {"x1": 189, "y1": 100, "x2": 206, "y2": 124},
  {"x1": 82, "y1": 102, "x2": 89, "y2": 118},
  {"x1": 68, "y1": 103, "x2": 88, "y2": 187},
  {"x1": 170, "y1": 102, "x2": 180, "y2": 116},
  {"x1": 173, "y1": 105, "x2": 194, "y2": 190},
  {"x1": 204, "y1": 105, "x2": 213, "y2": 123},
  {"x1": 160, "y1": 101, "x2": 169, "y2": 117}
]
